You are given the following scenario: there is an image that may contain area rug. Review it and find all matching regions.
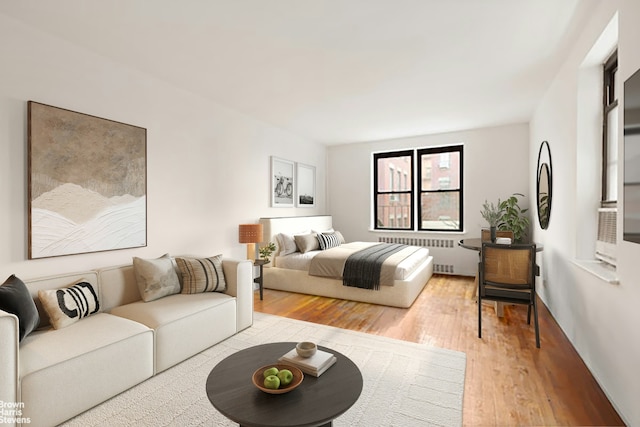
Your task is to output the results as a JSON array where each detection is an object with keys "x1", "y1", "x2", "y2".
[{"x1": 61, "y1": 313, "x2": 466, "y2": 427}]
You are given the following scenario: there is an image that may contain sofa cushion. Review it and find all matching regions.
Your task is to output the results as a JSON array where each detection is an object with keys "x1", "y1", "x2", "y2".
[
  {"x1": 38, "y1": 281, "x2": 100, "y2": 329},
  {"x1": 0, "y1": 275, "x2": 40, "y2": 341},
  {"x1": 175, "y1": 255, "x2": 226, "y2": 294},
  {"x1": 19, "y1": 313, "x2": 153, "y2": 426},
  {"x1": 133, "y1": 254, "x2": 181, "y2": 302},
  {"x1": 19, "y1": 312, "x2": 151, "y2": 377},
  {"x1": 110, "y1": 292, "x2": 236, "y2": 373},
  {"x1": 110, "y1": 292, "x2": 234, "y2": 329}
]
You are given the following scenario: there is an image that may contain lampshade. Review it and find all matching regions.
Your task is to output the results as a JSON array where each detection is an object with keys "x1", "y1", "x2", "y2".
[{"x1": 238, "y1": 223, "x2": 263, "y2": 244}]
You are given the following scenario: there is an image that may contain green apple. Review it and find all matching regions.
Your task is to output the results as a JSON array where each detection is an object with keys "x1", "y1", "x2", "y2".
[
  {"x1": 263, "y1": 367, "x2": 279, "y2": 378},
  {"x1": 263, "y1": 374, "x2": 280, "y2": 389},
  {"x1": 277, "y1": 369, "x2": 293, "y2": 386}
]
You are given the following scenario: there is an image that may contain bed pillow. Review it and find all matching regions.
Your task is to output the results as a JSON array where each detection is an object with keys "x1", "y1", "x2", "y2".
[
  {"x1": 313, "y1": 228, "x2": 345, "y2": 244},
  {"x1": 0, "y1": 275, "x2": 40, "y2": 341},
  {"x1": 276, "y1": 233, "x2": 298, "y2": 256},
  {"x1": 175, "y1": 255, "x2": 226, "y2": 294},
  {"x1": 38, "y1": 281, "x2": 100, "y2": 330},
  {"x1": 294, "y1": 233, "x2": 320, "y2": 253},
  {"x1": 133, "y1": 254, "x2": 181, "y2": 302},
  {"x1": 317, "y1": 232, "x2": 342, "y2": 250}
]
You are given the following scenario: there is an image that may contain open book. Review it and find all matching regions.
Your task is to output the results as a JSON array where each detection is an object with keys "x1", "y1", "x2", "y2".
[{"x1": 278, "y1": 348, "x2": 337, "y2": 377}]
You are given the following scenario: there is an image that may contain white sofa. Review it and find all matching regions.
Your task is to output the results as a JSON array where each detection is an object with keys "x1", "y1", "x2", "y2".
[{"x1": 0, "y1": 258, "x2": 253, "y2": 427}]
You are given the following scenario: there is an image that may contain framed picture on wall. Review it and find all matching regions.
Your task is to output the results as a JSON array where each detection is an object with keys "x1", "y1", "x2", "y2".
[
  {"x1": 27, "y1": 101, "x2": 147, "y2": 258},
  {"x1": 296, "y1": 163, "x2": 316, "y2": 207},
  {"x1": 271, "y1": 156, "x2": 295, "y2": 207}
]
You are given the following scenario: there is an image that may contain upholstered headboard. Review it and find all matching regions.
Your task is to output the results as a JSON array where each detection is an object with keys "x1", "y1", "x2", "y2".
[{"x1": 259, "y1": 215, "x2": 333, "y2": 264}]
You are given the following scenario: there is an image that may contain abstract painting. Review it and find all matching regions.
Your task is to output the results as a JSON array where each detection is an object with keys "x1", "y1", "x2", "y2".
[{"x1": 28, "y1": 101, "x2": 147, "y2": 258}]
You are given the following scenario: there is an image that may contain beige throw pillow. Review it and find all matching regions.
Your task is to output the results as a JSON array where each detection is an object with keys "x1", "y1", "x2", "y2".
[
  {"x1": 133, "y1": 254, "x2": 181, "y2": 302},
  {"x1": 175, "y1": 255, "x2": 226, "y2": 294}
]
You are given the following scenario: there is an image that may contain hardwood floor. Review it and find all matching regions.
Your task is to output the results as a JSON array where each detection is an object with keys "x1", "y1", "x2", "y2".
[{"x1": 253, "y1": 274, "x2": 625, "y2": 426}]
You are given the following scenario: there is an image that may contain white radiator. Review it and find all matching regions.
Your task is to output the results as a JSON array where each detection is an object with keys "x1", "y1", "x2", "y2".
[
  {"x1": 595, "y1": 207, "x2": 617, "y2": 266},
  {"x1": 377, "y1": 236, "x2": 455, "y2": 248},
  {"x1": 377, "y1": 236, "x2": 456, "y2": 274}
]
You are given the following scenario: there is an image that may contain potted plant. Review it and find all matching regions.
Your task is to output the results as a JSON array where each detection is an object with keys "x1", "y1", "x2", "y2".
[
  {"x1": 480, "y1": 199, "x2": 504, "y2": 242},
  {"x1": 258, "y1": 242, "x2": 276, "y2": 264},
  {"x1": 498, "y1": 193, "x2": 530, "y2": 243}
]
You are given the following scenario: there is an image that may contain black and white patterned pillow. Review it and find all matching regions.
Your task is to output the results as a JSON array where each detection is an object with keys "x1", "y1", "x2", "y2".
[
  {"x1": 38, "y1": 281, "x2": 100, "y2": 329},
  {"x1": 317, "y1": 232, "x2": 342, "y2": 250}
]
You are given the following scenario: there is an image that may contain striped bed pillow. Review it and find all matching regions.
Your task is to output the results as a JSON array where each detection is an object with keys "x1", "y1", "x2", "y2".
[
  {"x1": 175, "y1": 255, "x2": 226, "y2": 294},
  {"x1": 317, "y1": 232, "x2": 342, "y2": 250}
]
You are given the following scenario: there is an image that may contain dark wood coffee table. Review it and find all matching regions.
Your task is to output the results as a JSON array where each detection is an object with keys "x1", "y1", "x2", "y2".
[{"x1": 206, "y1": 342, "x2": 363, "y2": 427}]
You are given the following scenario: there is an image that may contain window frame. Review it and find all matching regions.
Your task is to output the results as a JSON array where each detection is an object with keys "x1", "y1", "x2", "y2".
[
  {"x1": 602, "y1": 49, "x2": 618, "y2": 206},
  {"x1": 373, "y1": 150, "x2": 414, "y2": 230},
  {"x1": 417, "y1": 145, "x2": 464, "y2": 232},
  {"x1": 373, "y1": 145, "x2": 463, "y2": 232}
]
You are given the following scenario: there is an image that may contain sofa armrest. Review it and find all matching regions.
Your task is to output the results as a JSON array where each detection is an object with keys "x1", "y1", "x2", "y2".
[
  {"x1": 222, "y1": 259, "x2": 253, "y2": 331},
  {"x1": 0, "y1": 310, "x2": 19, "y2": 413}
]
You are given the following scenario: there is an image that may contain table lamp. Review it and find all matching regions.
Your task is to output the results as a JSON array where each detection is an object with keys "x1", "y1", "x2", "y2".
[{"x1": 238, "y1": 223, "x2": 263, "y2": 261}]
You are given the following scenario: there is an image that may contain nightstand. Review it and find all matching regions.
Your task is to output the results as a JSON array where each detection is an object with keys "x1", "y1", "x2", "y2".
[{"x1": 253, "y1": 259, "x2": 267, "y2": 300}]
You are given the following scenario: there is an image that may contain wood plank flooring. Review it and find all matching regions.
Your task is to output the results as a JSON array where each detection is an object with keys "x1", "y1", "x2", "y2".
[{"x1": 253, "y1": 274, "x2": 625, "y2": 426}]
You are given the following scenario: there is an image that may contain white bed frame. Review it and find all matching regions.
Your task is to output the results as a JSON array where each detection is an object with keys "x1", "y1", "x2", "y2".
[{"x1": 258, "y1": 215, "x2": 434, "y2": 308}]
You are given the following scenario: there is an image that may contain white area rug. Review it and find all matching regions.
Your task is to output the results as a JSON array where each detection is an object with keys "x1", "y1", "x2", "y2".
[{"x1": 61, "y1": 313, "x2": 466, "y2": 427}]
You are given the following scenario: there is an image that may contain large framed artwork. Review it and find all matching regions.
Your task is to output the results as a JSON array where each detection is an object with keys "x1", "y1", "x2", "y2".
[
  {"x1": 296, "y1": 163, "x2": 316, "y2": 207},
  {"x1": 271, "y1": 156, "x2": 294, "y2": 207},
  {"x1": 28, "y1": 101, "x2": 147, "y2": 258}
]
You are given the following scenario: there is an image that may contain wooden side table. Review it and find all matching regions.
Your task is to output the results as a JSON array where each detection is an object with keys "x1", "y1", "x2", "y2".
[{"x1": 253, "y1": 259, "x2": 267, "y2": 300}]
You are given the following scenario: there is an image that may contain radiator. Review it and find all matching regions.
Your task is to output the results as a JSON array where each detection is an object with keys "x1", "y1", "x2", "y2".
[
  {"x1": 377, "y1": 236, "x2": 455, "y2": 248},
  {"x1": 377, "y1": 236, "x2": 456, "y2": 274},
  {"x1": 595, "y1": 207, "x2": 617, "y2": 266}
]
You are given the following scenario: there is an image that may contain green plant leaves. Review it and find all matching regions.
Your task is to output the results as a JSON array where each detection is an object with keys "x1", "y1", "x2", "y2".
[{"x1": 497, "y1": 193, "x2": 529, "y2": 242}]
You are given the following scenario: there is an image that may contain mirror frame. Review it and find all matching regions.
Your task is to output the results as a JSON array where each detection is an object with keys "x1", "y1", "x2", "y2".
[{"x1": 536, "y1": 140, "x2": 552, "y2": 229}]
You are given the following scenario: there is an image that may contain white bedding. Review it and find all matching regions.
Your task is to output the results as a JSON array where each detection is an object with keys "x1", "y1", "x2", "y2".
[
  {"x1": 259, "y1": 215, "x2": 434, "y2": 308},
  {"x1": 275, "y1": 243, "x2": 430, "y2": 281}
]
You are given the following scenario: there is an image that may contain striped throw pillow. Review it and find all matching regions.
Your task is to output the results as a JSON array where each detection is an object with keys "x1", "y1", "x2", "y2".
[
  {"x1": 175, "y1": 255, "x2": 226, "y2": 294},
  {"x1": 317, "y1": 232, "x2": 342, "y2": 250}
]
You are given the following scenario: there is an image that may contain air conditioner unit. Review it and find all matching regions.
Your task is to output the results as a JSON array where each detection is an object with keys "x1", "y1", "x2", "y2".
[{"x1": 595, "y1": 207, "x2": 617, "y2": 266}]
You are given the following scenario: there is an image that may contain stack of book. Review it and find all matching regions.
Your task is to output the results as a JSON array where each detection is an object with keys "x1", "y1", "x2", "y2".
[{"x1": 278, "y1": 348, "x2": 337, "y2": 377}]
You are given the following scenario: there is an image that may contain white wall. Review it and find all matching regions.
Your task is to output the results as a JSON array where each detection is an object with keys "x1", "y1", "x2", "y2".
[
  {"x1": 530, "y1": 1, "x2": 639, "y2": 425},
  {"x1": 327, "y1": 123, "x2": 530, "y2": 276},
  {"x1": 0, "y1": 14, "x2": 326, "y2": 280}
]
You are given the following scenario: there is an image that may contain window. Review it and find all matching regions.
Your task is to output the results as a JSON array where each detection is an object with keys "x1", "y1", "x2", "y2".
[
  {"x1": 373, "y1": 145, "x2": 463, "y2": 231},
  {"x1": 439, "y1": 152, "x2": 450, "y2": 169},
  {"x1": 374, "y1": 151, "x2": 413, "y2": 229},
  {"x1": 594, "y1": 49, "x2": 618, "y2": 266},
  {"x1": 602, "y1": 50, "x2": 618, "y2": 205},
  {"x1": 418, "y1": 146, "x2": 463, "y2": 231}
]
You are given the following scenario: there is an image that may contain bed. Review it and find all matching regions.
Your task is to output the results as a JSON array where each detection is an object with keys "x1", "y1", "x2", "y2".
[{"x1": 258, "y1": 215, "x2": 434, "y2": 308}]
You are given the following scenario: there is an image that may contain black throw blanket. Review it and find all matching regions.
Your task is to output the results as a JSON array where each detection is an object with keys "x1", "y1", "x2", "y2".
[{"x1": 343, "y1": 243, "x2": 408, "y2": 290}]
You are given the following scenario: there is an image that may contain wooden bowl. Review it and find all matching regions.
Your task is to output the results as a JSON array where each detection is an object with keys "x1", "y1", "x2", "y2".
[{"x1": 252, "y1": 364, "x2": 304, "y2": 394}]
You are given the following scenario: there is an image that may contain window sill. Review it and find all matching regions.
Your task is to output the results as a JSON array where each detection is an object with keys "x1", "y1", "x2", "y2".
[
  {"x1": 368, "y1": 229, "x2": 466, "y2": 235},
  {"x1": 572, "y1": 259, "x2": 619, "y2": 284}
]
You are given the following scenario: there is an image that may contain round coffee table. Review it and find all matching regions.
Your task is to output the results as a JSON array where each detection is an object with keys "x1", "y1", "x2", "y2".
[{"x1": 206, "y1": 342, "x2": 363, "y2": 427}]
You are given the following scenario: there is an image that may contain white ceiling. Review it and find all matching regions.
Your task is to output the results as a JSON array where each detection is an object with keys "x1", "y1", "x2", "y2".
[{"x1": 0, "y1": 0, "x2": 594, "y2": 145}]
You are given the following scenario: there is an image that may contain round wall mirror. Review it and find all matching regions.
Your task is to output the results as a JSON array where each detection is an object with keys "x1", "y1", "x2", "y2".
[{"x1": 536, "y1": 141, "x2": 552, "y2": 229}]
